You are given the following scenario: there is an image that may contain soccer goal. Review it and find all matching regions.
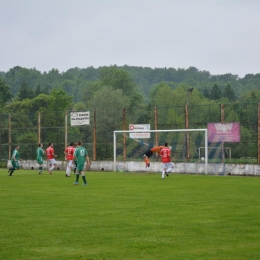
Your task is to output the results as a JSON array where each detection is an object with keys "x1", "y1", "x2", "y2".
[
  {"x1": 195, "y1": 146, "x2": 231, "y2": 162},
  {"x1": 113, "y1": 129, "x2": 208, "y2": 174}
]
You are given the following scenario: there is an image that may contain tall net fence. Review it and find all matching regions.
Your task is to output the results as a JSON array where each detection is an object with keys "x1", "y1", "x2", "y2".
[
  {"x1": 0, "y1": 102, "x2": 259, "y2": 164},
  {"x1": 115, "y1": 130, "x2": 206, "y2": 164}
]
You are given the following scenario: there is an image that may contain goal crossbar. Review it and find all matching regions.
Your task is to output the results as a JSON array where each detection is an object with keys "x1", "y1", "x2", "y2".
[{"x1": 113, "y1": 129, "x2": 208, "y2": 174}]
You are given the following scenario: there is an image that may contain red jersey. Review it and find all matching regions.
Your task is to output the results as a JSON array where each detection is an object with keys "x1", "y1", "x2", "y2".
[
  {"x1": 46, "y1": 147, "x2": 55, "y2": 159},
  {"x1": 160, "y1": 147, "x2": 171, "y2": 163},
  {"x1": 65, "y1": 146, "x2": 75, "y2": 160}
]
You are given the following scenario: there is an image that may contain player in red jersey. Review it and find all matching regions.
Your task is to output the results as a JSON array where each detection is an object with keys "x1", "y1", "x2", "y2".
[
  {"x1": 45, "y1": 142, "x2": 57, "y2": 174},
  {"x1": 160, "y1": 142, "x2": 173, "y2": 179},
  {"x1": 64, "y1": 142, "x2": 75, "y2": 177}
]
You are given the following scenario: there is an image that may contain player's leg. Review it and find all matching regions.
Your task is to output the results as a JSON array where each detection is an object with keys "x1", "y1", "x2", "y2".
[
  {"x1": 166, "y1": 162, "x2": 173, "y2": 176},
  {"x1": 162, "y1": 163, "x2": 166, "y2": 179},
  {"x1": 9, "y1": 161, "x2": 18, "y2": 176},
  {"x1": 81, "y1": 171, "x2": 87, "y2": 186},
  {"x1": 144, "y1": 156, "x2": 150, "y2": 167},
  {"x1": 50, "y1": 164, "x2": 54, "y2": 171},
  {"x1": 74, "y1": 172, "x2": 79, "y2": 184},
  {"x1": 79, "y1": 165, "x2": 87, "y2": 185},
  {"x1": 49, "y1": 159, "x2": 57, "y2": 172},
  {"x1": 73, "y1": 161, "x2": 77, "y2": 174},
  {"x1": 48, "y1": 160, "x2": 52, "y2": 173},
  {"x1": 39, "y1": 164, "x2": 43, "y2": 174},
  {"x1": 66, "y1": 160, "x2": 73, "y2": 177},
  {"x1": 65, "y1": 162, "x2": 70, "y2": 177},
  {"x1": 74, "y1": 165, "x2": 81, "y2": 185},
  {"x1": 38, "y1": 158, "x2": 43, "y2": 174}
]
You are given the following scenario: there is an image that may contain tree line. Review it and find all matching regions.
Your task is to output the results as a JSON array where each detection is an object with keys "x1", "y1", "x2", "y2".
[
  {"x1": 1, "y1": 65, "x2": 260, "y2": 108},
  {"x1": 0, "y1": 65, "x2": 259, "y2": 161}
]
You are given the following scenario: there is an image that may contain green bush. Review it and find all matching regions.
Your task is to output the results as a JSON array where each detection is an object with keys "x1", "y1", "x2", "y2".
[{"x1": 0, "y1": 161, "x2": 7, "y2": 168}]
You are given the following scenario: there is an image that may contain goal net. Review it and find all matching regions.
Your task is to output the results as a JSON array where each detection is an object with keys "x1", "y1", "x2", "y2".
[
  {"x1": 113, "y1": 129, "x2": 208, "y2": 173},
  {"x1": 195, "y1": 146, "x2": 231, "y2": 162}
]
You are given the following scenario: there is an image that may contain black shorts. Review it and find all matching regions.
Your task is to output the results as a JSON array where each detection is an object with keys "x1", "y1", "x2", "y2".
[{"x1": 144, "y1": 150, "x2": 153, "y2": 158}]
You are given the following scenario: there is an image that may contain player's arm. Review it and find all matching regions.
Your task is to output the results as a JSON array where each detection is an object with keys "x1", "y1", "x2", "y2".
[
  {"x1": 168, "y1": 151, "x2": 173, "y2": 160},
  {"x1": 86, "y1": 155, "x2": 90, "y2": 165},
  {"x1": 73, "y1": 151, "x2": 77, "y2": 161},
  {"x1": 53, "y1": 149, "x2": 57, "y2": 157}
]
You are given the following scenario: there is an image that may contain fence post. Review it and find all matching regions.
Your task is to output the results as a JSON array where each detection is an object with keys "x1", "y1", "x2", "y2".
[
  {"x1": 154, "y1": 106, "x2": 158, "y2": 146},
  {"x1": 185, "y1": 105, "x2": 190, "y2": 161},
  {"x1": 38, "y1": 112, "x2": 41, "y2": 144},
  {"x1": 0, "y1": 116, "x2": 1, "y2": 161},
  {"x1": 258, "y1": 103, "x2": 260, "y2": 164},
  {"x1": 221, "y1": 104, "x2": 225, "y2": 163},
  {"x1": 123, "y1": 108, "x2": 126, "y2": 162},
  {"x1": 8, "y1": 113, "x2": 11, "y2": 160},
  {"x1": 65, "y1": 111, "x2": 68, "y2": 149},
  {"x1": 93, "y1": 110, "x2": 96, "y2": 161}
]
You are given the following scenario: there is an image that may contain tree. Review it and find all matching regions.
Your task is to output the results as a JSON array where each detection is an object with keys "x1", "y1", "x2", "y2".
[
  {"x1": 34, "y1": 84, "x2": 42, "y2": 97},
  {"x1": 203, "y1": 87, "x2": 211, "y2": 99},
  {"x1": 50, "y1": 88, "x2": 73, "y2": 111},
  {"x1": 211, "y1": 84, "x2": 222, "y2": 100},
  {"x1": 73, "y1": 102, "x2": 87, "y2": 111},
  {"x1": 223, "y1": 83, "x2": 235, "y2": 101},
  {"x1": 17, "y1": 81, "x2": 34, "y2": 101},
  {"x1": 0, "y1": 78, "x2": 13, "y2": 107},
  {"x1": 239, "y1": 90, "x2": 260, "y2": 103},
  {"x1": 99, "y1": 66, "x2": 135, "y2": 96},
  {"x1": 57, "y1": 79, "x2": 78, "y2": 101},
  {"x1": 81, "y1": 81, "x2": 102, "y2": 104}
]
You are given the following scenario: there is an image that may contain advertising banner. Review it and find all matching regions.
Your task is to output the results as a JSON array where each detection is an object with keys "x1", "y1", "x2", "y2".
[
  {"x1": 129, "y1": 124, "x2": 150, "y2": 139},
  {"x1": 71, "y1": 112, "x2": 90, "y2": 126},
  {"x1": 207, "y1": 122, "x2": 240, "y2": 143}
]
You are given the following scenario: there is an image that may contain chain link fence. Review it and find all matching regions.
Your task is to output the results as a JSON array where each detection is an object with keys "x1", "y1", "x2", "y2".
[{"x1": 0, "y1": 102, "x2": 258, "y2": 165}]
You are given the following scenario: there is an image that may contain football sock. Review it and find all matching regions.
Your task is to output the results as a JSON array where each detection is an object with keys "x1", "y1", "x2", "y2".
[
  {"x1": 76, "y1": 174, "x2": 79, "y2": 182},
  {"x1": 9, "y1": 170, "x2": 14, "y2": 176},
  {"x1": 82, "y1": 175, "x2": 87, "y2": 184},
  {"x1": 162, "y1": 171, "x2": 165, "y2": 179}
]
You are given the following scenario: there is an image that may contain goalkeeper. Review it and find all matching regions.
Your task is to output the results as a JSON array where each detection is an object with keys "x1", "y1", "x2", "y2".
[{"x1": 143, "y1": 145, "x2": 164, "y2": 167}]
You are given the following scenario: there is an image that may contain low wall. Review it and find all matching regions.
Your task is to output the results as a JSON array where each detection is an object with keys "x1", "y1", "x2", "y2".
[{"x1": 8, "y1": 160, "x2": 260, "y2": 176}]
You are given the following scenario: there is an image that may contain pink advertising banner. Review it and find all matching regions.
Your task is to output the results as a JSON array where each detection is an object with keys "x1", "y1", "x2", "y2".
[{"x1": 207, "y1": 122, "x2": 240, "y2": 143}]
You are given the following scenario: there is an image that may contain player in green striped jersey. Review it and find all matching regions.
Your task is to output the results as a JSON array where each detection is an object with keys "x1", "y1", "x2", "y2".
[
  {"x1": 36, "y1": 143, "x2": 44, "y2": 174},
  {"x1": 73, "y1": 140, "x2": 90, "y2": 186},
  {"x1": 8, "y1": 145, "x2": 22, "y2": 176}
]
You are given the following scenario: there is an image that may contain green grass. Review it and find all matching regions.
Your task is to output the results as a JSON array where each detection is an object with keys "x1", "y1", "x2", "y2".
[{"x1": 1, "y1": 169, "x2": 260, "y2": 260}]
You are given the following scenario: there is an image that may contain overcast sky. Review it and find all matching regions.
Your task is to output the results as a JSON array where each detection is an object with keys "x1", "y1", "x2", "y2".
[{"x1": 1, "y1": 0, "x2": 259, "y2": 77}]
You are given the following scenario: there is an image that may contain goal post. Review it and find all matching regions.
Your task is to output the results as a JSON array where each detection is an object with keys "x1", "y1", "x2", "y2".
[{"x1": 113, "y1": 129, "x2": 208, "y2": 174}]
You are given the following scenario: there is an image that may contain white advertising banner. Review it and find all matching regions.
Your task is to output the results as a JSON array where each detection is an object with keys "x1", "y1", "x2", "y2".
[
  {"x1": 129, "y1": 124, "x2": 150, "y2": 139},
  {"x1": 71, "y1": 112, "x2": 90, "y2": 126}
]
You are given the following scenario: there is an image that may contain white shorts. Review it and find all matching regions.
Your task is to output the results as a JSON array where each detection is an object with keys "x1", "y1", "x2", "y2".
[
  {"x1": 67, "y1": 160, "x2": 75, "y2": 168},
  {"x1": 48, "y1": 158, "x2": 56, "y2": 165},
  {"x1": 162, "y1": 162, "x2": 173, "y2": 169}
]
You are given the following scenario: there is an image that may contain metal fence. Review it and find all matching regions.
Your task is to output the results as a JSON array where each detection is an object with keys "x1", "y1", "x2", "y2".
[{"x1": 0, "y1": 102, "x2": 259, "y2": 164}]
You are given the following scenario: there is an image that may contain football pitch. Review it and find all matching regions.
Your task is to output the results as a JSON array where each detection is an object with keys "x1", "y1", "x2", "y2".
[{"x1": 1, "y1": 169, "x2": 260, "y2": 260}]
